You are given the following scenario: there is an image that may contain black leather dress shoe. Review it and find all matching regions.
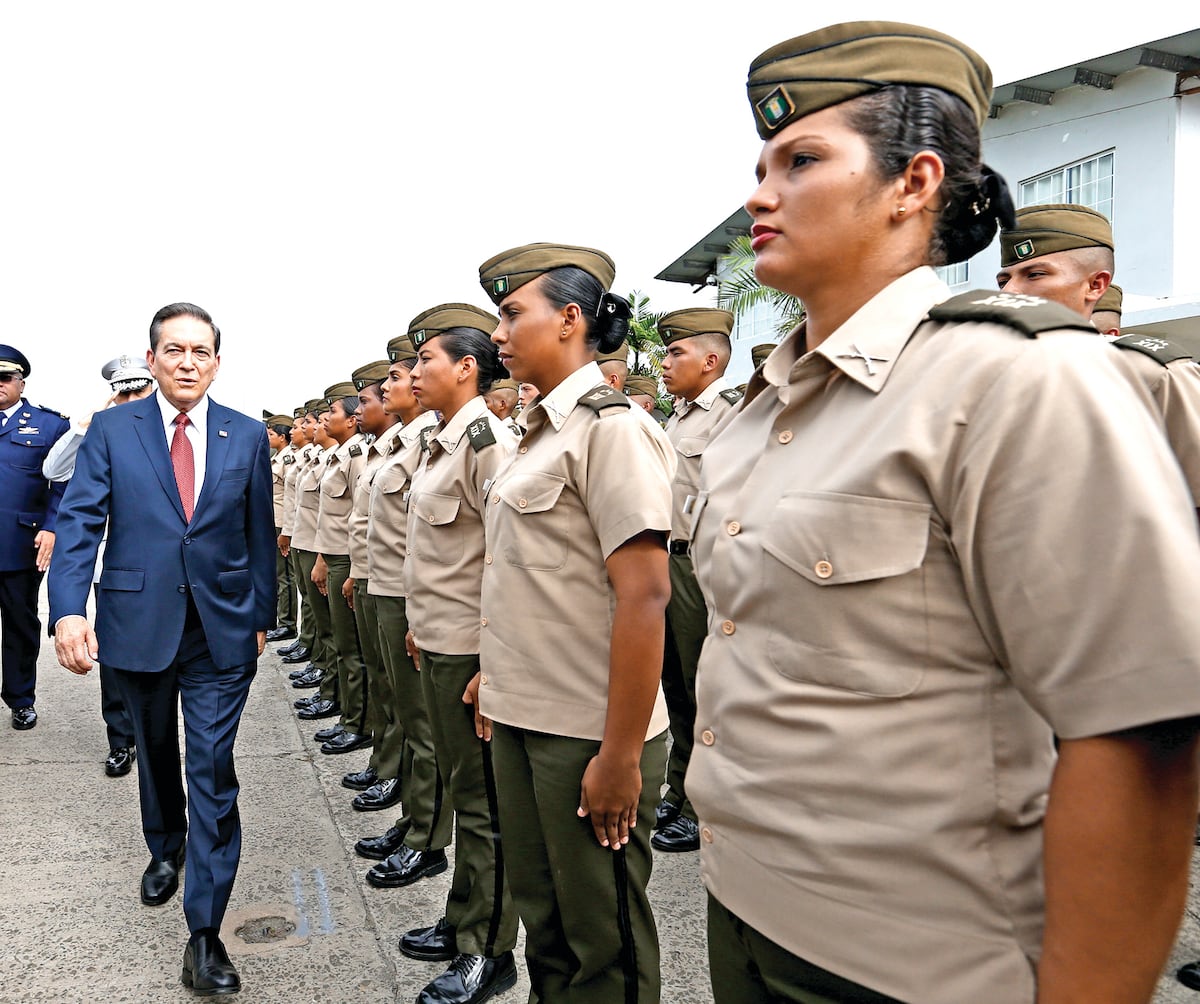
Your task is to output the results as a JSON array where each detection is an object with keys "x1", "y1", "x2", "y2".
[
  {"x1": 182, "y1": 930, "x2": 240, "y2": 996},
  {"x1": 342, "y1": 766, "x2": 378, "y2": 791},
  {"x1": 142, "y1": 848, "x2": 185, "y2": 906},
  {"x1": 417, "y1": 951, "x2": 517, "y2": 1004},
  {"x1": 651, "y1": 815, "x2": 700, "y2": 852},
  {"x1": 105, "y1": 746, "x2": 136, "y2": 777},
  {"x1": 291, "y1": 667, "x2": 322, "y2": 689},
  {"x1": 287, "y1": 665, "x2": 309, "y2": 680},
  {"x1": 314, "y1": 723, "x2": 345, "y2": 743},
  {"x1": 297, "y1": 700, "x2": 340, "y2": 720},
  {"x1": 368, "y1": 846, "x2": 448, "y2": 888},
  {"x1": 276, "y1": 639, "x2": 303, "y2": 657},
  {"x1": 265, "y1": 626, "x2": 296, "y2": 642},
  {"x1": 1179, "y1": 962, "x2": 1200, "y2": 991},
  {"x1": 321, "y1": 731, "x2": 373, "y2": 754},
  {"x1": 654, "y1": 798, "x2": 680, "y2": 830},
  {"x1": 280, "y1": 646, "x2": 312, "y2": 665},
  {"x1": 353, "y1": 777, "x2": 402, "y2": 811},
  {"x1": 11, "y1": 706, "x2": 37, "y2": 730},
  {"x1": 400, "y1": 917, "x2": 457, "y2": 961},
  {"x1": 355, "y1": 824, "x2": 408, "y2": 860},
  {"x1": 293, "y1": 693, "x2": 321, "y2": 709}
]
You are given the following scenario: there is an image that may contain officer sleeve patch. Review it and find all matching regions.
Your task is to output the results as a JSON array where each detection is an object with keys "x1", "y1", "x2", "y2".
[
  {"x1": 349, "y1": 444, "x2": 363, "y2": 457},
  {"x1": 419, "y1": 428, "x2": 433, "y2": 453},
  {"x1": 578, "y1": 384, "x2": 631, "y2": 412},
  {"x1": 718, "y1": 388, "x2": 744, "y2": 405},
  {"x1": 1112, "y1": 334, "x2": 1194, "y2": 366},
  {"x1": 283, "y1": 454, "x2": 295, "y2": 465},
  {"x1": 466, "y1": 417, "x2": 497, "y2": 451},
  {"x1": 927, "y1": 291, "x2": 1097, "y2": 337}
]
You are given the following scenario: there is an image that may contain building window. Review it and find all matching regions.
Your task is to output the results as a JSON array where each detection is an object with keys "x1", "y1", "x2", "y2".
[
  {"x1": 935, "y1": 262, "x2": 969, "y2": 286},
  {"x1": 1020, "y1": 151, "x2": 1114, "y2": 220}
]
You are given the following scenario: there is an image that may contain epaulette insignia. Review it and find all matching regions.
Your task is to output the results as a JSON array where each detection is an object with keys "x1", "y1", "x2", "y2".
[
  {"x1": 927, "y1": 291, "x2": 1096, "y2": 338},
  {"x1": 283, "y1": 453, "x2": 295, "y2": 465},
  {"x1": 35, "y1": 405, "x2": 69, "y2": 421},
  {"x1": 466, "y1": 417, "x2": 497, "y2": 451},
  {"x1": 419, "y1": 428, "x2": 433, "y2": 453},
  {"x1": 349, "y1": 444, "x2": 363, "y2": 457},
  {"x1": 718, "y1": 388, "x2": 744, "y2": 405},
  {"x1": 578, "y1": 385, "x2": 631, "y2": 412},
  {"x1": 1112, "y1": 334, "x2": 1194, "y2": 367}
]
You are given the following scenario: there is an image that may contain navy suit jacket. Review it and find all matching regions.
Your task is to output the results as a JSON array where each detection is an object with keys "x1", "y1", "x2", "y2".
[{"x1": 48, "y1": 394, "x2": 276, "y2": 672}]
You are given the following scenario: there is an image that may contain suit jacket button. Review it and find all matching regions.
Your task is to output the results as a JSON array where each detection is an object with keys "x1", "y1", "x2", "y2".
[
  {"x1": 183, "y1": 536, "x2": 192, "y2": 544},
  {"x1": 178, "y1": 585, "x2": 187, "y2": 593}
]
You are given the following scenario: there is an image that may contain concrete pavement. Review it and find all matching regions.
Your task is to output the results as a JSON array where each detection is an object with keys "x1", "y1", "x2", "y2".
[{"x1": 2, "y1": 590, "x2": 1200, "y2": 1002}]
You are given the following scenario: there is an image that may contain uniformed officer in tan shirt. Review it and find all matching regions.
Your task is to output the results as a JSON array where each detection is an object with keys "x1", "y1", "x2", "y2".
[
  {"x1": 400, "y1": 303, "x2": 520, "y2": 1004},
  {"x1": 265, "y1": 414, "x2": 298, "y2": 641},
  {"x1": 651, "y1": 308, "x2": 741, "y2": 855},
  {"x1": 342, "y1": 360, "x2": 405, "y2": 810},
  {"x1": 475, "y1": 243, "x2": 674, "y2": 1003},
  {"x1": 688, "y1": 21, "x2": 1200, "y2": 1004},
  {"x1": 290, "y1": 402, "x2": 340, "y2": 720},
  {"x1": 997, "y1": 204, "x2": 1200, "y2": 509},
  {"x1": 1091, "y1": 282, "x2": 1122, "y2": 338},
  {"x1": 277, "y1": 408, "x2": 314, "y2": 663},
  {"x1": 358, "y1": 336, "x2": 453, "y2": 887}
]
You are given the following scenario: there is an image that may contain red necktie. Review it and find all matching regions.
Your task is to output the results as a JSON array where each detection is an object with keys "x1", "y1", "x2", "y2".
[{"x1": 171, "y1": 412, "x2": 195, "y2": 521}]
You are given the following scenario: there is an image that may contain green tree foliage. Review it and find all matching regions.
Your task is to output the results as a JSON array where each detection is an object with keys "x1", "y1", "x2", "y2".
[{"x1": 716, "y1": 235, "x2": 806, "y2": 336}]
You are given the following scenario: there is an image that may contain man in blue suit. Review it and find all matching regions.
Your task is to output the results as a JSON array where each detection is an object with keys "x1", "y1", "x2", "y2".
[
  {"x1": 0, "y1": 344, "x2": 70, "y2": 730},
  {"x1": 50, "y1": 303, "x2": 275, "y2": 997}
]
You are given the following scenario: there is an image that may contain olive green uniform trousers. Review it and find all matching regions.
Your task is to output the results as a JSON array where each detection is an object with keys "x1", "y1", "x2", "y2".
[
  {"x1": 662, "y1": 554, "x2": 706, "y2": 821},
  {"x1": 294, "y1": 548, "x2": 337, "y2": 706},
  {"x1": 375, "y1": 596, "x2": 452, "y2": 851},
  {"x1": 707, "y1": 895, "x2": 902, "y2": 1004},
  {"x1": 420, "y1": 650, "x2": 517, "y2": 958},
  {"x1": 352, "y1": 580, "x2": 403, "y2": 780},
  {"x1": 492, "y1": 725, "x2": 667, "y2": 1004},
  {"x1": 274, "y1": 529, "x2": 296, "y2": 633},
  {"x1": 322, "y1": 553, "x2": 366, "y2": 734},
  {"x1": 288, "y1": 548, "x2": 315, "y2": 654}
]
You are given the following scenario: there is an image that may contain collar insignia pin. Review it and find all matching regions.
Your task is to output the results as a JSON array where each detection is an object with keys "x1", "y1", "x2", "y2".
[{"x1": 836, "y1": 343, "x2": 889, "y2": 377}]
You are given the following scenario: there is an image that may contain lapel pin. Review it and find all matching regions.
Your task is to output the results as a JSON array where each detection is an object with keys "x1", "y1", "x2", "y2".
[{"x1": 218, "y1": 430, "x2": 229, "y2": 438}]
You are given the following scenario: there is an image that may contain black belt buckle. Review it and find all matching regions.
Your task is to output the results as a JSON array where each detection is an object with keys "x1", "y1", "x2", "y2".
[{"x1": 668, "y1": 540, "x2": 689, "y2": 556}]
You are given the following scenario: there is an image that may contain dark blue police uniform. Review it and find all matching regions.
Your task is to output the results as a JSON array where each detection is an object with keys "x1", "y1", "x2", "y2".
[{"x1": 0, "y1": 344, "x2": 70, "y2": 721}]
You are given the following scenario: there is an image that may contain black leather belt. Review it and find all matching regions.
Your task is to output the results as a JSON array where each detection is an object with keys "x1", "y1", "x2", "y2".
[{"x1": 668, "y1": 540, "x2": 689, "y2": 555}]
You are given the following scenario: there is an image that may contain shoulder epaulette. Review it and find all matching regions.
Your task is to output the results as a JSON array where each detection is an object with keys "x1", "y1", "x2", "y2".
[
  {"x1": 578, "y1": 384, "x2": 631, "y2": 412},
  {"x1": 348, "y1": 444, "x2": 363, "y2": 458},
  {"x1": 718, "y1": 388, "x2": 744, "y2": 405},
  {"x1": 1112, "y1": 333, "x2": 1195, "y2": 367},
  {"x1": 927, "y1": 291, "x2": 1096, "y2": 338},
  {"x1": 419, "y1": 428, "x2": 434, "y2": 453},
  {"x1": 34, "y1": 404, "x2": 69, "y2": 421},
  {"x1": 283, "y1": 453, "x2": 296, "y2": 465},
  {"x1": 466, "y1": 416, "x2": 497, "y2": 451}
]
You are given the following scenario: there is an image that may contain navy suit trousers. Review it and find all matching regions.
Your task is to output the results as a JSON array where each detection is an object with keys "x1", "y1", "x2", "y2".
[{"x1": 111, "y1": 602, "x2": 256, "y2": 933}]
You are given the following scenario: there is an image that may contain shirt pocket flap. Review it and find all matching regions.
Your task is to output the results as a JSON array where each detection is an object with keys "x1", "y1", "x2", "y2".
[
  {"x1": 99, "y1": 567, "x2": 145, "y2": 592},
  {"x1": 676, "y1": 435, "x2": 707, "y2": 459},
  {"x1": 413, "y1": 492, "x2": 461, "y2": 527},
  {"x1": 218, "y1": 569, "x2": 252, "y2": 594},
  {"x1": 497, "y1": 472, "x2": 566, "y2": 515},
  {"x1": 764, "y1": 493, "x2": 930, "y2": 586},
  {"x1": 17, "y1": 511, "x2": 43, "y2": 530},
  {"x1": 379, "y1": 468, "x2": 409, "y2": 495}
]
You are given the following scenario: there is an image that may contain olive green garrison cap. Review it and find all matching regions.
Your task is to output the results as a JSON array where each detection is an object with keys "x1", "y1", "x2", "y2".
[
  {"x1": 407, "y1": 303, "x2": 498, "y2": 349},
  {"x1": 747, "y1": 21, "x2": 992, "y2": 139},
  {"x1": 999, "y1": 204, "x2": 1113, "y2": 267},
  {"x1": 352, "y1": 360, "x2": 391, "y2": 391},
  {"x1": 657, "y1": 308, "x2": 734, "y2": 346},
  {"x1": 479, "y1": 243, "x2": 616, "y2": 305}
]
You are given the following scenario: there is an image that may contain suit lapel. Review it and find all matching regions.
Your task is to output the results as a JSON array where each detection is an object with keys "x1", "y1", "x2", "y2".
[
  {"x1": 132, "y1": 396, "x2": 188, "y2": 524},
  {"x1": 192, "y1": 403, "x2": 232, "y2": 524},
  {"x1": 0, "y1": 399, "x2": 26, "y2": 440}
]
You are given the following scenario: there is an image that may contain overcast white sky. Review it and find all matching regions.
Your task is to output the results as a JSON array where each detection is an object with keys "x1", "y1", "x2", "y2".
[{"x1": 2, "y1": 3, "x2": 1195, "y2": 419}]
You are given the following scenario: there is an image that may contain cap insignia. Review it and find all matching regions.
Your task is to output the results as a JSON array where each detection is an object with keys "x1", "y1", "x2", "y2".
[
  {"x1": 1015, "y1": 239, "x2": 1035, "y2": 259},
  {"x1": 756, "y1": 87, "x2": 795, "y2": 131},
  {"x1": 492, "y1": 276, "x2": 509, "y2": 297}
]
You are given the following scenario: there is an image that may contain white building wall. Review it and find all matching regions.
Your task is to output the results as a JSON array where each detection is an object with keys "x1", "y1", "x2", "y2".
[{"x1": 1174, "y1": 88, "x2": 1200, "y2": 297}]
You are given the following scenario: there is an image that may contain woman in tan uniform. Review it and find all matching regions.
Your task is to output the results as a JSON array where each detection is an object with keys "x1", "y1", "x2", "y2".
[
  {"x1": 472, "y1": 243, "x2": 674, "y2": 1003},
  {"x1": 401, "y1": 303, "x2": 519, "y2": 1004},
  {"x1": 685, "y1": 21, "x2": 1200, "y2": 1004}
]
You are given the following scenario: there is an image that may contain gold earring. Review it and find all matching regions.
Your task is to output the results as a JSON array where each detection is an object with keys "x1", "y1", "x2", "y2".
[{"x1": 897, "y1": 206, "x2": 907, "y2": 216}]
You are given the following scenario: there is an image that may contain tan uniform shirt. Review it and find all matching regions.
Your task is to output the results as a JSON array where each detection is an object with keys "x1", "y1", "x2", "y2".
[
  {"x1": 404, "y1": 396, "x2": 516, "y2": 655},
  {"x1": 290, "y1": 445, "x2": 327, "y2": 552},
  {"x1": 687, "y1": 267, "x2": 1200, "y2": 1004},
  {"x1": 280, "y1": 444, "x2": 311, "y2": 538},
  {"x1": 664, "y1": 375, "x2": 737, "y2": 543},
  {"x1": 367, "y1": 412, "x2": 439, "y2": 599},
  {"x1": 347, "y1": 424, "x2": 403, "y2": 580},
  {"x1": 271, "y1": 444, "x2": 295, "y2": 527},
  {"x1": 313, "y1": 433, "x2": 366, "y2": 556},
  {"x1": 1111, "y1": 345, "x2": 1200, "y2": 502},
  {"x1": 479, "y1": 362, "x2": 674, "y2": 742}
]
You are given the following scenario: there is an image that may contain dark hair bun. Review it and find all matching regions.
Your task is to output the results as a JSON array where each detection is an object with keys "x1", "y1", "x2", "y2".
[
  {"x1": 941, "y1": 165, "x2": 1015, "y2": 264},
  {"x1": 595, "y1": 294, "x2": 632, "y2": 353}
]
